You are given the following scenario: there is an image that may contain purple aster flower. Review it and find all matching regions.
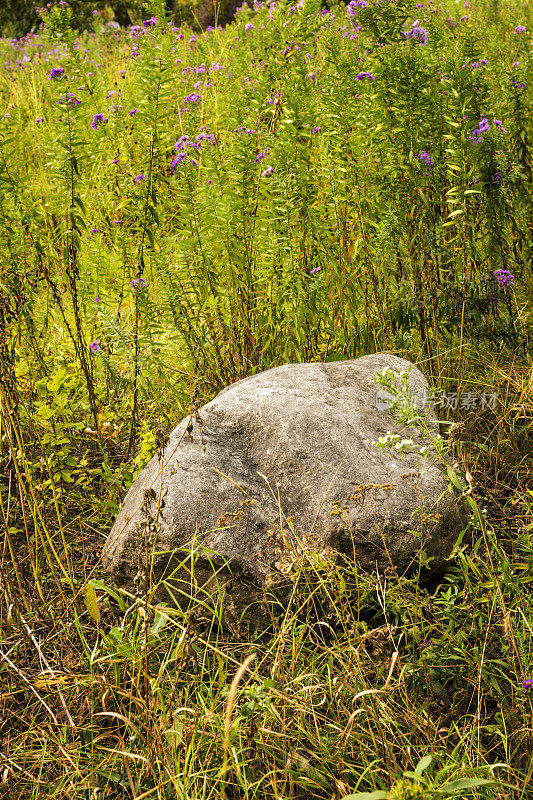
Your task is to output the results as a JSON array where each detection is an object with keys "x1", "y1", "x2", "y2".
[
  {"x1": 420, "y1": 638, "x2": 433, "y2": 649},
  {"x1": 493, "y1": 119, "x2": 508, "y2": 132},
  {"x1": 91, "y1": 228, "x2": 98, "y2": 234},
  {"x1": 312, "y1": 126, "x2": 321, "y2": 133},
  {"x1": 49, "y1": 67, "x2": 65, "y2": 80},
  {"x1": 244, "y1": 23, "x2": 254, "y2": 30},
  {"x1": 514, "y1": 25, "x2": 526, "y2": 34},
  {"x1": 403, "y1": 25, "x2": 429, "y2": 45},
  {"x1": 35, "y1": 117, "x2": 44, "y2": 124},
  {"x1": 112, "y1": 220, "x2": 122, "y2": 224},
  {"x1": 133, "y1": 173, "x2": 146, "y2": 184},
  {"x1": 58, "y1": 92, "x2": 81, "y2": 106},
  {"x1": 310, "y1": 266, "x2": 321, "y2": 274},
  {"x1": 95, "y1": 296, "x2": 100, "y2": 302},
  {"x1": 494, "y1": 268, "x2": 514, "y2": 287},
  {"x1": 185, "y1": 92, "x2": 201, "y2": 103},
  {"x1": 90, "y1": 340, "x2": 101, "y2": 353},
  {"x1": 522, "y1": 678, "x2": 533, "y2": 690},
  {"x1": 262, "y1": 166, "x2": 273, "y2": 177},
  {"x1": 143, "y1": 16, "x2": 158, "y2": 28},
  {"x1": 356, "y1": 71, "x2": 375, "y2": 80},
  {"x1": 131, "y1": 276, "x2": 147, "y2": 292},
  {"x1": 171, "y1": 152, "x2": 187, "y2": 173},
  {"x1": 346, "y1": 0, "x2": 367, "y2": 13},
  {"x1": 91, "y1": 112, "x2": 108, "y2": 130},
  {"x1": 478, "y1": 117, "x2": 490, "y2": 132},
  {"x1": 415, "y1": 151, "x2": 433, "y2": 174}
]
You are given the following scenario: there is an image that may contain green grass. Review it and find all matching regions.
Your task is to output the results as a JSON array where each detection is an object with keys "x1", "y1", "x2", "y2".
[{"x1": 0, "y1": 0, "x2": 532, "y2": 796}]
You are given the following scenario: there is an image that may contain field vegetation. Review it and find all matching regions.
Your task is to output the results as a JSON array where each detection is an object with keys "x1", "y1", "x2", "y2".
[{"x1": 0, "y1": 0, "x2": 532, "y2": 797}]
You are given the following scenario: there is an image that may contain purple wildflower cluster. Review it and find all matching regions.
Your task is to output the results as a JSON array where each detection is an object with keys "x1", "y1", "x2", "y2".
[
  {"x1": 133, "y1": 173, "x2": 146, "y2": 185},
  {"x1": 171, "y1": 131, "x2": 216, "y2": 174},
  {"x1": 356, "y1": 71, "x2": 375, "y2": 80},
  {"x1": 232, "y1": 125, "x2": 257, "y2": 135},
  {"x1": 467, "y1": 117, "x2": 501, "y2": 143},
  {"x1": 346, "y1": 0, "x2": 367, "y2": 14},
  {"x1": 131, "y1": 276, "x2": 147, "y2": 292},
  {"x1": 416, "y1": 151, "x2": 433, "y2": 174},
  {"x1": 58, "y1": 92, "x2": 81, "y2": 106},
  {"x1": 254, "y1": 149, "x2": 267, "y2": 163},
  {"x1": 171, "y1": 151, "x2": 187, "y2": 172},
  {"x1": 262, "y1": 166, "x2": 273, "y2": 177},
  {"x1": 185, "y1": 92, "x2": 201, "y2": 103},
  {"x1": 420, "y1": 638, "x2": 433, "y2": 649},
  {"x1": 480, "y1": 269, "x2": 515, "y2": 307},
  {"x1": 142, "y1": 17, "x2": 158, "y2": 28},
  {"x1": 493, "y1": 119, "x2": 507, "y2": 132},
  {"x1": 90, "y1": 340, "x2": 101, "y2": 353},
  {"x1": 403, "y1": 24, "x2": 429, "y2": 46},
  {"x1": 49, "y1": 67, "x2": 64, "y2": 80},
  {"x1": 493, "y1": 269, "x2": 514, "y2": 288},
  {"x1": 466, "y1": 117, "x2": 489, "y2": 144},
  {"x1": 522, "y1": 678, "x2": 533, "y2": 690},
  {"x1": 310, "y1": 266, "x2": 321, "y2": 275},
  {"x1": 514, "y1": 25, "x2": 526, "y2": 34},
  {"x1": 92, "y1": 112, "x2": 108, "y2": 130},
  {"x1": 470, "y1": 59, "x2": 488, "y2": 70}
]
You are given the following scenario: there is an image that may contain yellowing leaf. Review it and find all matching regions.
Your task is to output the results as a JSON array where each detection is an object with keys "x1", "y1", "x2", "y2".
[{"x1": 85, "y1": 583, "x2": 101, "y2": 624}]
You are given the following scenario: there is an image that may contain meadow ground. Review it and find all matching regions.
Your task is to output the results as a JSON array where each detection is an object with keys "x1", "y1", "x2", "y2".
[{"x1": 0, "y1": 0, "x2": 532, "y2": 797}]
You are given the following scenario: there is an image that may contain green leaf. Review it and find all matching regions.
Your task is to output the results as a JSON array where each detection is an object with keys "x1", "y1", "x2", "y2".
[
  {"x1": 340, "y1": 792, "x2": 388, "y2": 800},
  {"x1": 435, "y1": 778, "x2": 494, "y2": 794},
  {"x1": 446, "y1": 466, "x2": 467, "y2": 492},
  {"x1": 85, "y1": 583, "x2": 101, "y2": 624},
  {"x1": 165, "y1": 714, "x2": 184, "y2": 749},
  {"x1": 95, "y1": 768, "x2": 127, "y2": 788},
  {"x1": 73, "y1": 196, "x2": 86, "y2": 214},
  {"x1": 413, "y1": 755, "x2": 433, "y2": 776},
  {"x1": 86, "y1": 580, "x2": 127, "y2": 611}
]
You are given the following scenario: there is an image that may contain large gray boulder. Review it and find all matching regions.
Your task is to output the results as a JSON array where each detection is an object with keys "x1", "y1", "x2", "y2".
[{"x1": 102, "y1": 355, "x2": 467, "y2": 632}]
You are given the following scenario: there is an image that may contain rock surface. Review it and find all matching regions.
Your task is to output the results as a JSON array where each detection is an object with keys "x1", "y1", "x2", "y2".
[{"x1": 102, "y1": 354, "x2": 467, "y2": 632}]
